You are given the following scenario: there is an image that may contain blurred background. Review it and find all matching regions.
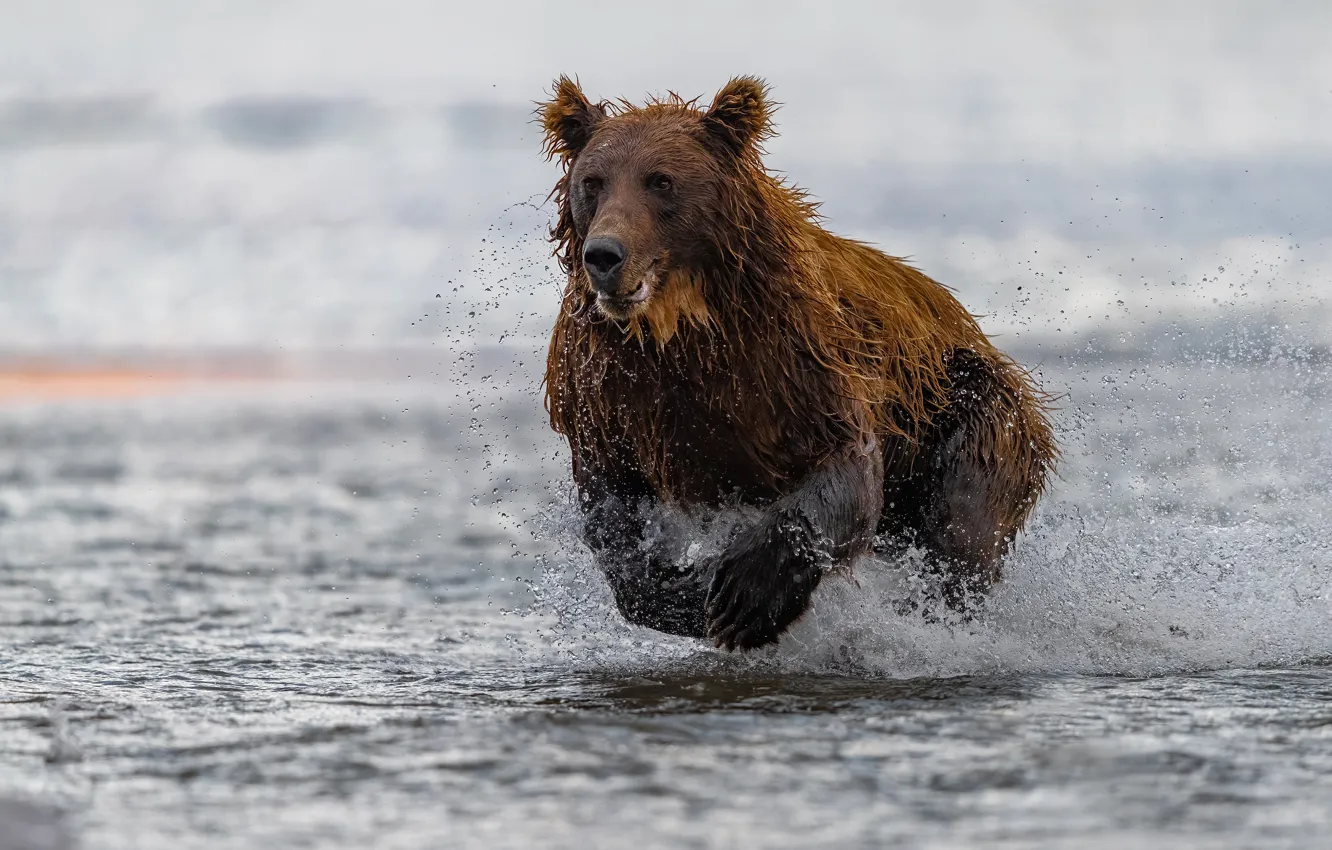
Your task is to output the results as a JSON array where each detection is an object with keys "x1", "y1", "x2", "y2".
[
  {"x1": 4, "y1": 5, "x2": 1332, "y2": 847},
  {"x1": 2, "y1": 0, "x2": 1329, "y2": 373}
]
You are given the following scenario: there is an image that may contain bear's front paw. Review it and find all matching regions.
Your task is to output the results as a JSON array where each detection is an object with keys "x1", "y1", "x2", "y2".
[{"x1": 704, "y1": 520, "x2": 822, "y2": 651}]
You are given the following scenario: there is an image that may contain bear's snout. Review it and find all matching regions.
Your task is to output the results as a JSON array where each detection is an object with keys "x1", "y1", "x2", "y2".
[{"x1": 582, "y1": 236, "x2": 628, "y2": 294}]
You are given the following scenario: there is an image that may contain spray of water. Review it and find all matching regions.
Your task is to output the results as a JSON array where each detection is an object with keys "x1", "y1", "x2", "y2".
[{"x1": 526, "y1": 497, "x2": 1331, "y2": 679}]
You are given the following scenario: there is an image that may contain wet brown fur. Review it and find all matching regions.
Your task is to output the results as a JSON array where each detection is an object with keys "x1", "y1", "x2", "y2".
[{"x1": 538, "y1": 76, "x2": 1058, "y2": 645}]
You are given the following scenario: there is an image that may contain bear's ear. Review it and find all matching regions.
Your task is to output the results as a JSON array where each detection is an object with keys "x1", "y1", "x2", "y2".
[
  {"x1": 539, "y1": 76, "x2": 605, "y2": 160},
  {"x1": 702, "y1": 76, "x2": 773, "y2": 157}
]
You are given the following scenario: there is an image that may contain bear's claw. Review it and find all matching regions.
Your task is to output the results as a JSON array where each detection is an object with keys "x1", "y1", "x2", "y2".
[
  {"x1": 707, "y1": 570, "x2": 780, "y2": 651},
  {"x1": 704, "y1": 522, "x2": 821, "y2": 652}
]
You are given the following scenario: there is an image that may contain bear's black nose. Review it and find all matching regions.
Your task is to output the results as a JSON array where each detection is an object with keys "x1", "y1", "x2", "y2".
[{"x1": 583, "y1": 237, "x2": 627, "y2": 291}]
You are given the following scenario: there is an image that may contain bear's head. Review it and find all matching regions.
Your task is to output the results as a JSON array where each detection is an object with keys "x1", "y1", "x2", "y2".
[{"x1": 539, "y1": 76, "x2": 775, "y2": 333}]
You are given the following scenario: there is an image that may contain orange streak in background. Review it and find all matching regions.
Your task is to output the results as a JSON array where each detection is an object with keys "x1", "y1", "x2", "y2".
[
  {"x1": 0, "y1": 350, "x2": 431, "y2": 402},
  {"x1": 0, "y1": 370, "x2": 193, "y2": 402},
  {"x1": 0, "y1": 356, "x2": 283, "y2": 403}
]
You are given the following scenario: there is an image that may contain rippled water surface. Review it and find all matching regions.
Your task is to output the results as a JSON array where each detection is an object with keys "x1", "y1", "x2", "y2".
[{"x1": 2, "y1": 355, "x2": 1331, "y2": 849}]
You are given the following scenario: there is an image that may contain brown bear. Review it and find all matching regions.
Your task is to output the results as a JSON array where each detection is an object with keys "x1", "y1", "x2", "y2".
[{"x1": 539, "y1": 76, "x2": 1057, "y2": 651}]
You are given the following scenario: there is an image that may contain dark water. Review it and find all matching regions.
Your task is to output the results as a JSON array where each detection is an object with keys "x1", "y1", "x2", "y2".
[{"x1": 2, "y1": 355, "x2": 1331, "y2": 849}]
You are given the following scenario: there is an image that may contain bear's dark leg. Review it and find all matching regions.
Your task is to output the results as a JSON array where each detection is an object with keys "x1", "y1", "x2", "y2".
[
  {"x1": 918, "y1": 428, "x2": 1009, "y2": 613},
  {"x1": 588, "y1": 496, "x2": 711, "y2": 638},
  {"x1": 907, "y1": 350, "x2": 1044, "y2": 615},
  {"x1": 705, "y1": 438, "x2": 884, "y2": 651},
  {"x1": 573, "y1": 452, "x2": 709, "y2": 638}
]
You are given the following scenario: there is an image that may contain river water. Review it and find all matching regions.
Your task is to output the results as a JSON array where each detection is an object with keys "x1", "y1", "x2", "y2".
[
  {"x1": 1, "y1": 346, "x2": 1329, "y2": 849},
  {"x1": 4, "y1": 5, "x2": 1331, "y2": 846}
]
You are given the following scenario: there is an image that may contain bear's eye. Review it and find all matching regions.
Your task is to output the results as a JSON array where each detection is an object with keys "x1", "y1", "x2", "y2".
[
  {"x1": 646, "y1": 173, "x2": 674, "y2": 193},
  {"x1": 581, "y1": 176, "x2": 603, "y2": 195}
]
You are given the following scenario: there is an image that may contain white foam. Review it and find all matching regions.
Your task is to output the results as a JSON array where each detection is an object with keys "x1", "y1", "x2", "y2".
[{"x1": 528, "y1": 498, "x2": 1332, "y2": 678}]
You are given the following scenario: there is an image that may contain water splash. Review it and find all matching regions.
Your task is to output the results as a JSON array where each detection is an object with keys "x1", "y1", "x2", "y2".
[{"x1": 528, "y1": 498, "x2": 1332, "y2": 679}]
